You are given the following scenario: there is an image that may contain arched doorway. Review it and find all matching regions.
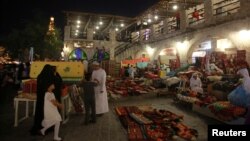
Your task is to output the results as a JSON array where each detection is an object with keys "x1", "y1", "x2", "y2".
[{"x1": 158, "y1": 47, "x2": 180, "y2": 71}]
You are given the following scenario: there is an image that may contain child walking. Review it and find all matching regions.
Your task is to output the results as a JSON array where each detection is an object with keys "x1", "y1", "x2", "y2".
[
  {"x1": 81, "y1": 73, "x2": 98, "y2": 125},
  {"x1": 40, "y1": 83, "x2": 63, "y2": 141}
]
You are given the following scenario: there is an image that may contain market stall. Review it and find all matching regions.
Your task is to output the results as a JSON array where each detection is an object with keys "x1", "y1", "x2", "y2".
[
  {"x1": 14, "y1": 61, "x2": 85, "y2": 126},
  {"x1": 106, "y1": 77, "x2": 157, "y2": 98},
  {"x1": 115, "y1": 106, "x2": 198, "y2": 141}
]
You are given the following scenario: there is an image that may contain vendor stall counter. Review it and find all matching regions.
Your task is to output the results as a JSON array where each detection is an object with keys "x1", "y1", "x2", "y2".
[
  {"x1": 192, "y1": 104, "x2": 245, "y2": 125},
  {"x1": 14, "y1": 93, "x2": 71, "y2": 127}
]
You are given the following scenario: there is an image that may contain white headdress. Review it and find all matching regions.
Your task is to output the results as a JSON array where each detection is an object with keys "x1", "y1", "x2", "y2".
[{"x1": 92, "y1": 61, "x2": 100, "y2": 65}]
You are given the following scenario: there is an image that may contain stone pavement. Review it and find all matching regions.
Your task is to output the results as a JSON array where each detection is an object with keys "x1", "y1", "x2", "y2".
[{"x1": 0, "y1": 91, "x2": 222, "y2": 141}]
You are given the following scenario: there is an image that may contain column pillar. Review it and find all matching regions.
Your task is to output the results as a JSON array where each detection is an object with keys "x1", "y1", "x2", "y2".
[
  {"x1": 109, "y1": 29, "x2": 116, "y2": 42},
  {"x1": 180, "y1": 9, "x2": 187, "y2": 31},
  {"x1": 64, "y1": 26, "x2": 70, "y2": 40},
  {"x1": 87, "y1": 28, "x2": 94, "y2": 40},
  {"x1": 109, "y1": 29, "x2": 117, "y2": 60},
  {"x1": 204, "y1": 0, "x2": 213, "y2": 25},
  {"x1": 163, "y1": 18, "x2": 169, "y2": 34},
  {"x1": 239, "y1": 0, "x2": 250, "y2": 17}
]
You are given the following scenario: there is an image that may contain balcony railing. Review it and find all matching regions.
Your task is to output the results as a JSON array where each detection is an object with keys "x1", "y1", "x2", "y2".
[
  {"x1": 213, "y1": 0, "x2": 240, "y2": 17},
  {"x1": 66, "y1": 0, "x2": 245, "y2": 47},
  {"x1": 167, "y1": 17, "x2": 179, "y2": 33}
]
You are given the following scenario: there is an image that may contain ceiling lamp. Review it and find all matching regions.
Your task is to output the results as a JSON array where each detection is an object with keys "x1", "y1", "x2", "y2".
[
  {"x1": 77, "y1": 20, "x2": 81, "y2": 24},
  {"x1": 95, "y1": 26, "x2": 100, "y2": 30},
  {"x1": 173, "y1": 5, "x2": 178, "y2": 10},
  {"x1": 77, "y1": 25, "x2": 80, "y2": 28},
  {"x1": 115, "y1": 28, "x2": 119, "y2": 31},
  {"x1": 120, "y1": 23, "x2": 124, "y2": 27},
  {"x1": 93, "y1": 31, "x2": 96, "y2": 34},
  {"x1": 76, "y1": 30, "x2": 79, "y2": 32},
  {"x1": 75, "y1": 33, "x2": 78, "y2": 36},
  {"x1": 147, "y1": 19, "x2": 152, "y2": 23},
  {"x1": 143, "y1": 21, "x2": 148, "y2": 25},
  {"x1": 99, "y1": 21, "x2": 103, "y2": 25},
  {"x1": 154, "y1": 15, "x2": 158, "y2": 20}
]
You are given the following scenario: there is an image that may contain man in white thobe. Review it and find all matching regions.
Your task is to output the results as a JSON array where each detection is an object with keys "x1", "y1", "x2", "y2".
[
  {"x1": 190, "y1": 73, "x2": 203, "y2": 94},
  {"x1": 91, "y1": 61, "x2": 109, "y2": 115}
]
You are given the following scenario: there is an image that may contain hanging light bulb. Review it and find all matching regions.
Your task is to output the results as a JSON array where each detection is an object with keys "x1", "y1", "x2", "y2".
[
  {"x1": 173, "y1": 5, "x2": 178, "y2": 10},
  {"x1": 154, "y1": 15, "x2": 158, "y2": 20}
]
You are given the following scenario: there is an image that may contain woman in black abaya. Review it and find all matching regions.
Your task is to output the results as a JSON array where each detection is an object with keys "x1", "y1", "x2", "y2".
[
  {"x1": 30, "y1": 64, "x2": 54, "y2": 135},
  {"x1": 52, "y1": 66, "x2": 62, "y2": 103}
]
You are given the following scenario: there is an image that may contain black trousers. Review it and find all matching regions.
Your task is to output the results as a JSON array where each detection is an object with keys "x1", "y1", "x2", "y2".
[{"x1": 84, "y1": 99, "x2": 96, "y2": 122}]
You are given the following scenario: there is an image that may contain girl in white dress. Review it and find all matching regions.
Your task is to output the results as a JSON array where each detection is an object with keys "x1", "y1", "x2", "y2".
[{"x1": 40, "y1": 83, "x2": 63, "y2": 141}]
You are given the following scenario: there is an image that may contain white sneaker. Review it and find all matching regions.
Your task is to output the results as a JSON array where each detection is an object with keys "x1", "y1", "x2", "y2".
[{"x1": 53, "y1": 137, "x2": 62, "y2": 141}]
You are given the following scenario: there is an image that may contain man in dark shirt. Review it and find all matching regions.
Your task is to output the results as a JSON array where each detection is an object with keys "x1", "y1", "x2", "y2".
[{"x1": 81, "y1": 73, "x2": 98, "y2": 125}]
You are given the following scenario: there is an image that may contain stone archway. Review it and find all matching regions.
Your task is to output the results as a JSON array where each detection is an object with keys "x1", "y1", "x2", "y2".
[{"x1": 152, "y1": 42, "x2": 175, "y2": 61}]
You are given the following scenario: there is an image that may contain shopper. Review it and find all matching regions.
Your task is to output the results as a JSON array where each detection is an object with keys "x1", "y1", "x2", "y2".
[
  {"x1": 40, "y1": 83, "x2": 62, "y2": 141},
  {"x1": 80, "y1": 73, "x2": 98, "y2": 125},
  {"x1": 228, "y1": 68, "x2": 250, "y2": 108},
  {"x1": 91, "y1": 61, "x2": 109, "y2": 116},
  {"x1": 30, "y1": 64, "x2": 54, "y2": 135},
  {"x1": 52, "y1": 66, "x2": 63, "y2": 103}
]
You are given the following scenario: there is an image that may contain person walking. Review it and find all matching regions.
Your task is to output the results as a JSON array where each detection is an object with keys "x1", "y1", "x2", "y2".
[
  {"x1": 80, "y1": 73, "x2": 98, "y2": 125},
  {"x1": 40, "y1": 83, "x2": 63, "y2": 141},
  {"x1": 91, "y1": 61, "x2": 109, "y2": 116},
  {"x1": 30, "y1": 64, "x2": 54, "y2": 135}
]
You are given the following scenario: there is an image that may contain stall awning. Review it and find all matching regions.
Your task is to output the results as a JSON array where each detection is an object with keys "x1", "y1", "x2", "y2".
[{"x1": 121, "y1": 58, "x2": 149, "y2": 64}]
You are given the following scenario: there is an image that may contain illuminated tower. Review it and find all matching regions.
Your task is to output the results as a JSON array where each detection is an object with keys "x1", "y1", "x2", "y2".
[{"x1": 47, "y1": 16, "x2": 55, "y2": 35}]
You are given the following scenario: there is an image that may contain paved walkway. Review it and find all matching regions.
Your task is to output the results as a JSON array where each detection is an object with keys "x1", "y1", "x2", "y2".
[{"x1": 0, "y1": 89, "x2": 221, "y2": 141}]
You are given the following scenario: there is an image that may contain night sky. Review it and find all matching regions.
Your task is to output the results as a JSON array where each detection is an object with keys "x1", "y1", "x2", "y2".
[{"x1": 0, "y1": 0, "x2": 158, "y2": 38}]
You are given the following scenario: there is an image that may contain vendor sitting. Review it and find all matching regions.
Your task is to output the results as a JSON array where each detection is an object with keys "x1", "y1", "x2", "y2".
[
  {"x1": 190, "y1": 73, "x2": 203, "y2": 94},
  {"x1": 208, "y1": 63, "x2": 224, "y2": 75},
  {"x1": 227, "y1": 68, "x2": 250, "y2": 124},
  {"x1": 228, "y1": 68, "x2": 250, "y2": 108}
]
